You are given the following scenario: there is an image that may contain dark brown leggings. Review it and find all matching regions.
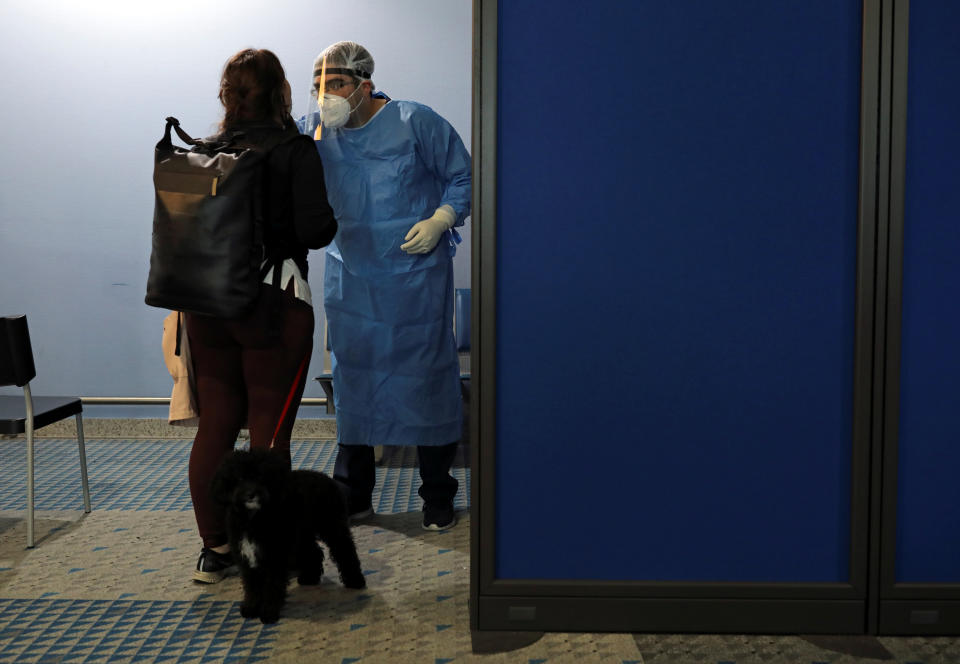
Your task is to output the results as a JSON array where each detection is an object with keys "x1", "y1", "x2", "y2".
[{"x1": 185, "y1": 285, "x2": 314, "y2": 548}]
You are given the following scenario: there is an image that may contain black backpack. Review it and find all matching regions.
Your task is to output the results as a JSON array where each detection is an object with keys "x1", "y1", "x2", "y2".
[{"x1": 145, "y1": 116, "x2": 299, "y2": 318}]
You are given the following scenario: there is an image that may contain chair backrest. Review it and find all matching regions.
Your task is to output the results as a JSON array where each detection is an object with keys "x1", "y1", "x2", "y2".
[
  {"x1": 322, "y1": 319, "x2": 333, "y2": 374},
  {"x1": 0, "y1": 315, "x2": 37, "y2": 387}
]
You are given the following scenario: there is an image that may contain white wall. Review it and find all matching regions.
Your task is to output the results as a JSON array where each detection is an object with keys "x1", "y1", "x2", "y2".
[{"x1": 0, "y1": 0, "x2": 472, "y2": 415}]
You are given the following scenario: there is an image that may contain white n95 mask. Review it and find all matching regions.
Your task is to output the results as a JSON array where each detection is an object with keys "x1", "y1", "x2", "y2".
[{"x1": 320, "y1": 87, "x2": 361, "y2": 128}]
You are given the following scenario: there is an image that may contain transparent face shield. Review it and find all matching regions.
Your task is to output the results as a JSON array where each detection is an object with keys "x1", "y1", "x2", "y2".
[
  {"x1": 310, "y1": 56, "x2": 328, "y2": 139},
  {"x1": 301, "y1": 87, "x2": 322, "y2": 138},
  {"x1": 309, "y1": 59, "x2": 371, "y2": 138}
]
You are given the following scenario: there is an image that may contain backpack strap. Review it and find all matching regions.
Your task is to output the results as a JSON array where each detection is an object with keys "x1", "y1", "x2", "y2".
[
  {"x1": 165, "y1": 117, "x2": 250, "y2": 154},
  {"x1": 161, "y1": 117, "x2": 203, "y2": 149}
]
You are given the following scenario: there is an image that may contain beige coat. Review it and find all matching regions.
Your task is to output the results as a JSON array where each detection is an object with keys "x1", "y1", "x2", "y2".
[{"x1": 161, "y1": 311, "x2": 199, "y2": 426}]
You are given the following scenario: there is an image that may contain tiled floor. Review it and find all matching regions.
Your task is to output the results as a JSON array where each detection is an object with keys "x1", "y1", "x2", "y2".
[
  {"x1": 0, "y1": 439, "x2": 470, "y2": 514},
  {"x1": 1, "y1": 437, "x2": 959, "y2": 663}
]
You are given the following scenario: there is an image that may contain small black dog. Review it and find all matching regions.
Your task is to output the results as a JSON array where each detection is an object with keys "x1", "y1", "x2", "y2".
[{"x1": 211, "y1": 448, "x2": 366, "y2": 623}]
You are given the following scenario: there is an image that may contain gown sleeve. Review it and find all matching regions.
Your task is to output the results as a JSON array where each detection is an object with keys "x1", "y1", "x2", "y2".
[{"x1": 411, "y1": 106, "x2": 472, "y2": 227}]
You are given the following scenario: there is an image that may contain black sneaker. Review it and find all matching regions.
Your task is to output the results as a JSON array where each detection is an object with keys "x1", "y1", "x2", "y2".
[
  {"x1": 422, "y1": 503, "x2": 457, "y2": 531},
  {"x1": 348, "y1": 498, "x2": 374, "y2": 522},
  {"x1": 350, "y1": 506, "x2": 373, "y2": 522},
  {"x1": 192, "y1": 548, "x2": 238, "y2": 584}
]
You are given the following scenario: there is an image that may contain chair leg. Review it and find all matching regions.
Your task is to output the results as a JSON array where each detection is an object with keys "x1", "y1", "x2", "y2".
[
  {"x1": 26, "y1": 418, "x2": 35, "y2": 549},
  {"x1": 76, "y1": 414, "x2": 91, "y2": 513}
]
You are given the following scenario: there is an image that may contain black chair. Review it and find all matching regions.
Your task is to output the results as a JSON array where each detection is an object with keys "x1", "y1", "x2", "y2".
[
  {"x1": 315, "y1": 322, "x2": 335, "y2": 414},
  {"x1": 0, "y1": 315, "x2": 91, "y2": 548}
]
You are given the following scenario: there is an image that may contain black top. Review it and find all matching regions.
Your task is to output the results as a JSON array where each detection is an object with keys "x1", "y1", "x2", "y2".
[{"x1": 215, "y1": 120, "x2": 337, "y2": 279}]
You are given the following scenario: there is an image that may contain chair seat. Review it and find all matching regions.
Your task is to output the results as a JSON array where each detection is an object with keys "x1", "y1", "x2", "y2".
[
  {"x1": 0, "y1": 395, "x2": 83, "y2": 434},
  {"x1": 314, "y1": 375, "x2": 335, "y2": 414},
  {"x1": 314, "y1": 375, "x2": 472, "y2": 403}
]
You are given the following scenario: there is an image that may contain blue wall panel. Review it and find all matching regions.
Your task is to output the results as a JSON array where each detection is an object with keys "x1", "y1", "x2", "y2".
[
  {"x1": 495, "y1": 1, "x2": 861, "y2": 581},
  {"x1": 895, "y1": 0, "x2": 960, "y2": 584}
]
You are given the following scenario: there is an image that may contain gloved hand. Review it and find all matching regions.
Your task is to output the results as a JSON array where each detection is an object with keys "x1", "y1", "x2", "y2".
[{"x1": 400, "y1": 205, "x2": 456, "y2": 254}]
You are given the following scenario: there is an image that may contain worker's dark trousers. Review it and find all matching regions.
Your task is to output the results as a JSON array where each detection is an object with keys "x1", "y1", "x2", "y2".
[{"x1": 334, "y1": 442, "x2": 459, "y2": 513}]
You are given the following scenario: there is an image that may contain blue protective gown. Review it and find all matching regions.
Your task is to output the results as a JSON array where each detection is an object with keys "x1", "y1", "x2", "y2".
[{"x1": 298, "y1": 99, "x2": 471, "y2": 446}]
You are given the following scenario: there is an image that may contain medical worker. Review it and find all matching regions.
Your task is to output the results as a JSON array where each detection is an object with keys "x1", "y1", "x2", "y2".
[{"x1": 298, "y1": 41, "x2": 470, "y2": 531}]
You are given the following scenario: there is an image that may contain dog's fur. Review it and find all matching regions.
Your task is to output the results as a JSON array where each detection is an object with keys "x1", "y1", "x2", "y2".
[{"x1": 210, "y1": 448, "x2": 366, "y2": 623}]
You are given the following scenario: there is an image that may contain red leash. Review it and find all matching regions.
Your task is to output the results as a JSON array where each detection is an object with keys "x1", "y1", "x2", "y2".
[{"x1": 270, "y1": 354, "x2": 310, "y2": 448}]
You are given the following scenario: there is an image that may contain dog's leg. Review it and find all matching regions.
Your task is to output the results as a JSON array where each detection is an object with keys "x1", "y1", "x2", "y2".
[
  {"x1": 239, "y1": 564, "x2": 262, "y2": 620},
  {"x1": 323, "y1": 523, "x2": 366, "y2": 589},
  {"x1": 238, "y1": 537, "x2": 285, "y2": 622},
  {"x1": 257, "y1": 563, "x2": 289, "y2": 624},
  {"x1": 295, "y1": 536, "x2": 324, "y2": 586}
]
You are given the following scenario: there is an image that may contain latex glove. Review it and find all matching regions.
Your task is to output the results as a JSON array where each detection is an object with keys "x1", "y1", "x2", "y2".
[{"x1": 400, "y1": 205, "x2": 456, "y2": 254}]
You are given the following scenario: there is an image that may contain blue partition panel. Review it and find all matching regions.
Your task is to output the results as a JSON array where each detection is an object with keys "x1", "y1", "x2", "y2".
[
  {"x1": 895, "y1": 0, "x2": 960, "y2": 584},
  {"x1": 495, "y1": 1, "x2": 861, "y2": 581}
]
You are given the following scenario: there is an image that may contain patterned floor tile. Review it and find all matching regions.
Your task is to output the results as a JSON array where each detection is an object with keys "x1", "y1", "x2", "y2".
[
  {"x1": 0, "y1": 440, "x2": 469, "y2": 514},
  {"x1": 2, "y1": 438, "x2": 959, "y2": 663},
  {"x1": 0, "y1": 598, "x2": 278, "y2": 663}
]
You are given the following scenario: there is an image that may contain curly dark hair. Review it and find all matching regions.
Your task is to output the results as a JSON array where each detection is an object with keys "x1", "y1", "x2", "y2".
[{"x1": 218, "y1": 48, "x2": 290, "y2": 129}]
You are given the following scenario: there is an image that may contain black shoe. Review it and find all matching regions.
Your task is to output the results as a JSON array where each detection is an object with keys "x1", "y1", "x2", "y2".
[
  {"x1": 192, "y1": 548, "x2": 238, "y2": 584},
  {"x1": 350, "y1": 506, "x2": 373, "y2": 522},
  {"x1": 422, "y1": 503, "x2": 457, "y2": 531},
  {"x1": 348, "y1": 499, "x2": 374, "y2": 522}
]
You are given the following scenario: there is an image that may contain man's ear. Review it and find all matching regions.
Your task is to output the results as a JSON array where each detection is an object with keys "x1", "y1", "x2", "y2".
[{"x1": 361, "y1": 80, "x2": 374, "y2": 97}]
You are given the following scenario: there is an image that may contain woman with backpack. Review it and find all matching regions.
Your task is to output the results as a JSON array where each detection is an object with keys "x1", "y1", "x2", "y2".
[{"x1": 186, "y1": 48, "x2": 338, "y2": 583}]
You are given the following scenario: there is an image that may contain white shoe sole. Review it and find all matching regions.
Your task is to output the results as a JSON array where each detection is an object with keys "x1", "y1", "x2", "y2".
[
  {"x1": 192, "y1": 565, "x2": 237, "y2": 584},
  {"x1": 422, "y1": 514, "x2": 458, "y2": 531}
]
